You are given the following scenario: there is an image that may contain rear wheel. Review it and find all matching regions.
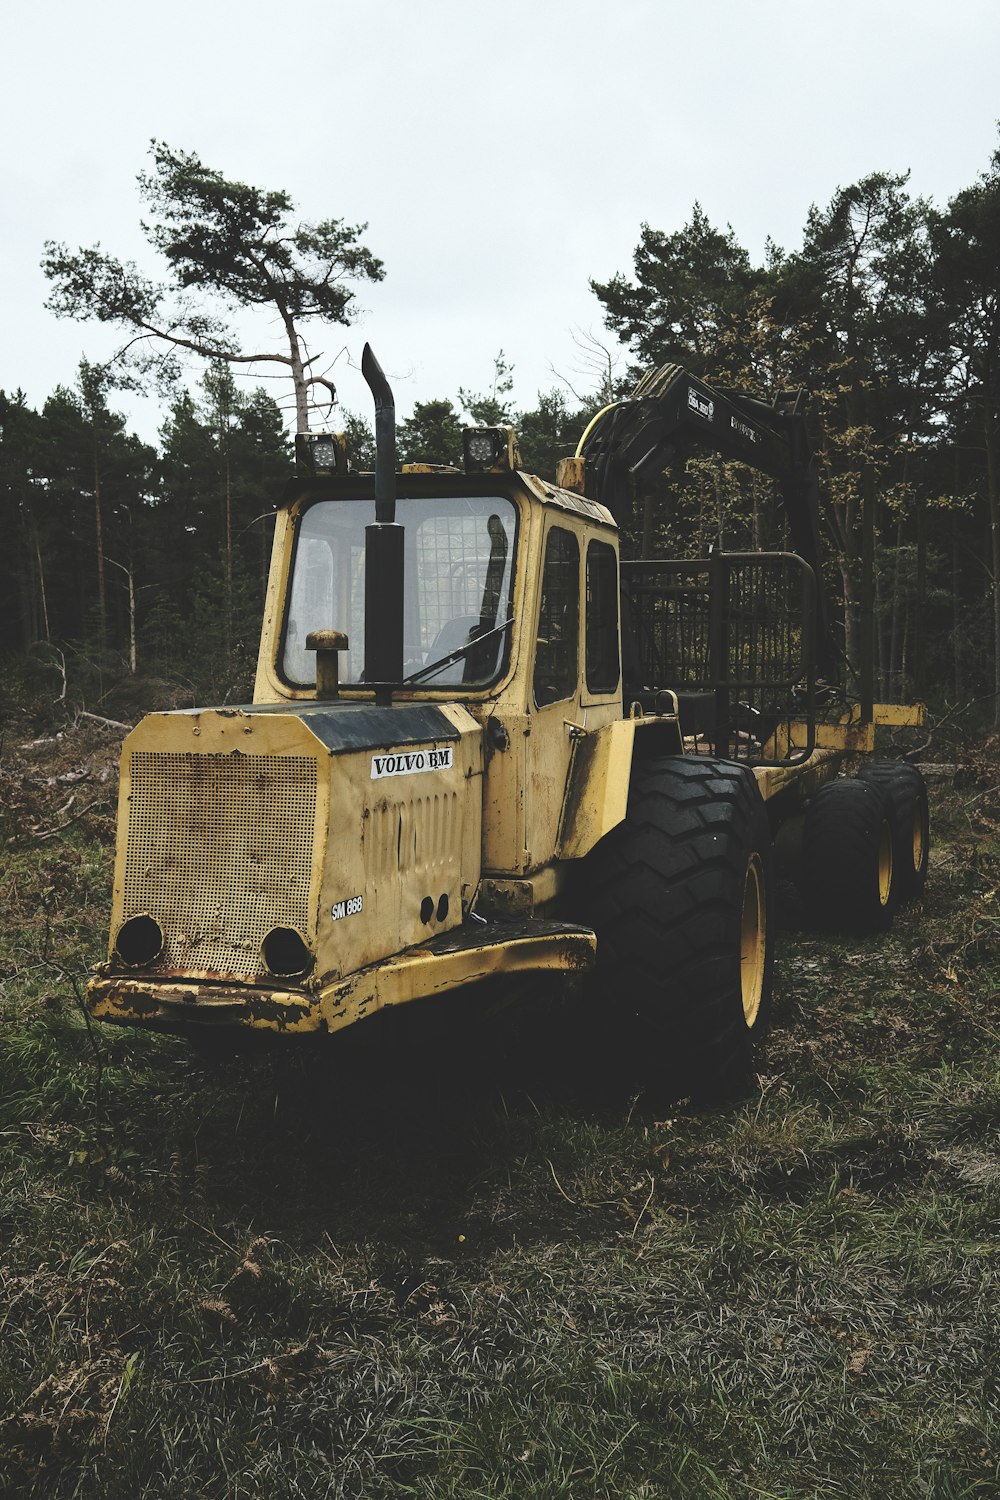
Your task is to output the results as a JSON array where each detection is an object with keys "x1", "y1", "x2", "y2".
[
  {"x1": 858, "y1": 761, "x2": 929, "y2": 901},
  {"x1": 581, "y1": 756, "x2": 775, "y2": 1102},
  {"x1": 803, "y1": 777, "x2": 895, "y2": 934}
]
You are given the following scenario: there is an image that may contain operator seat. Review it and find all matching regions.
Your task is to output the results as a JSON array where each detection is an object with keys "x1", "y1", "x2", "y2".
[{"x1": 420, "y1": 614, "x2": 482, "y2": 684}]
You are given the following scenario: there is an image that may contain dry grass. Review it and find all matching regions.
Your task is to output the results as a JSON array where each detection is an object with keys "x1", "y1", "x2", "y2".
[{"x1": 2, "y1": 719, "x2": 1000, "y2": 1498}]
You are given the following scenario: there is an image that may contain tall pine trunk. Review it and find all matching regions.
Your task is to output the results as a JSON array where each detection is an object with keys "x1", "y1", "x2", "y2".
[
  {"x1": 952, "y1": 518, "x2": 964, "y2": 700},
  {"x1": 93, "y1": 444, "x2": 107, "y2": 650},
  {"x1": 34, "y1": 528, "x2": 50, "y2": 643},
  {"x1": 984, "y1": 391, "x2": 1000, "y2": 724},
  {"x1": 889, "y1": 514, "x2": 905, "y2": 698},
  {"x1": 914, "y1": 492, "x2": 927, "y2": 700}
]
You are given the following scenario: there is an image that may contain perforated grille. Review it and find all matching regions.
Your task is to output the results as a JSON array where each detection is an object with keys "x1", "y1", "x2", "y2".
[{"x1": 122, "y1": 752, "x2": 319, "y2": 979}]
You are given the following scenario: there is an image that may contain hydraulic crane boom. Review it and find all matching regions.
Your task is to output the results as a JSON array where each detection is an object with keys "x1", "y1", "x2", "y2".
[{"x1": 577, "y1": 363, "x2": 840, "y2": 682}]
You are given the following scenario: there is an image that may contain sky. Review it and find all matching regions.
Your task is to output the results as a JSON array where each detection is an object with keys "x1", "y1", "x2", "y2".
[{"x1": 2, "y1": 0, "x2": 999, "y2": 444}]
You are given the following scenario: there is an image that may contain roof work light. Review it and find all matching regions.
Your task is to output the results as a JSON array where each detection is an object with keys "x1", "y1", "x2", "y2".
[
  {"x1": 462, "y1": 426, "x2": 521, "y2": 474},
  {"x1": 296, "y1": 431, "x2": 349, "y2": 475}
]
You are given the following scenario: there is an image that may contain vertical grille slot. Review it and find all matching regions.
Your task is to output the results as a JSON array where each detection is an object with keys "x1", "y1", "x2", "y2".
[
  {"x1": 122, "y1": 752, "x2": 319, "y2": 979},
  {"x1": 366, "y1": 791, "x2": 457, "y2": 877}
]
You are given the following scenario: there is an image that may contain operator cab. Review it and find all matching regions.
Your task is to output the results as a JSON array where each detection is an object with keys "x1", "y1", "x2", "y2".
[
  {"x1": 254, "y1": 433, "x2": 621, "y2": 723},
  {"x1": 252, "y1": 406, "x2": 624, "y2": 881}
]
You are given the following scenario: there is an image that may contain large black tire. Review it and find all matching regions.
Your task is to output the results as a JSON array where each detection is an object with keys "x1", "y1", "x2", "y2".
[
  {"x1": 581, "y1": 756, "x2": 775, "y2": 1102},
  {"x1": 857, "y1": 760, "x2": 929, "y2": 901},
  {"x1": 803, "y1": 778, "x2": 895, "y2": 935}
]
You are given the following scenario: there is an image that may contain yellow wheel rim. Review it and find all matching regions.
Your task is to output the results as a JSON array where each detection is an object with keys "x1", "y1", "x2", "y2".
[
  {"x1": 878, "y1": 817, "x2": 893, "y2": 906},
  {"x1": 741, "y1": 853, "x2": 767, "y2": 1028},
  {"x1": 912, "y1": 802, "x2": 925, "y2": 873}
]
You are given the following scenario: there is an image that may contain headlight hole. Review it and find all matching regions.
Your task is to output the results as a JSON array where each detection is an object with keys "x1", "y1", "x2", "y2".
[{"x1": 261, "y1": 927, "x2": 314, "y2": 978}]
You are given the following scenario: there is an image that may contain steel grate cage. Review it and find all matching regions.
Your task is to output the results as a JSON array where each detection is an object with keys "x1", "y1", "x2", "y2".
[{"x1": 621, "y1": 551, "x2": 816, "y2": 766}]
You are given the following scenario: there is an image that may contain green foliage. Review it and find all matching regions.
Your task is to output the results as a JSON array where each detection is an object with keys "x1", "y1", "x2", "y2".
[
  {"x1": 931, "y1": 143, "x2": 1000, "y2": 378},
  {"x1": 338, "y1": 410, "x2": 376, "y2": 471},
  {"x1": 180, "y1": 553, "x2": 262, "y2": 702},
  {"x1": 459, "y1": 350, "x2": 516, "y2": 427},
  {"x1": 0, "y1": 388, "x2": 54, "y2": 650},
  {"x1": 138, "y1": 142, "x2": 384, "y2": 324},
  {"x1": 149, "y1": 365, "x2": 287, "y2": 696},
  {"x1": 0, "y1": 362, "x2": 287, "y2": 692},
  {"x1": 590, "y1": 145, "x2": 1000, "y2": 708},
  {"x1": 516, "y1": 388, "x2": 592, "y2": 476},
  {"x1": 591, "y1": 205, "x2": 763, "y2": 375},
  {"x1": 42, "y1": 141, "x2": 385, "y2": 428},
  {"x1": 397, "y1": 398, "x2": 464, "y2": 466},
  {"x1": 32, "y1": 363, "x2": 157, "y2": 668},
  {"x1": 931, "y1": 145, "x2": 1000, "y2": 707},
  {"x1": 11, "y1": 128, "x2": 1000, "y2": 717}
]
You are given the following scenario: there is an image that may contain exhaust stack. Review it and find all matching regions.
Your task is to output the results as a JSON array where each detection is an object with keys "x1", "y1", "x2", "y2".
[{"x1": 361, "y1": 344, "x2": 403, "y2": 703}]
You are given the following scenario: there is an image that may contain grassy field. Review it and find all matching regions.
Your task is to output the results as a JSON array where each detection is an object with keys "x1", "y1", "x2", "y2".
[{"x1": 2, "y1": 723, "x2": 1000, "y2": 1499}]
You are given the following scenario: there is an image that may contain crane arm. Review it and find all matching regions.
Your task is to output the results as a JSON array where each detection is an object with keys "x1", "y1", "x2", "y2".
[{"x1": 578, "y1": 363, "x2": 839, "y2": 680}]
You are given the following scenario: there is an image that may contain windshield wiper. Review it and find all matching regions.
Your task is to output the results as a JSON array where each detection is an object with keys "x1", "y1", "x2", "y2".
[{"x1": 402, "y1": 617, "x2": 515, "y2": 686}]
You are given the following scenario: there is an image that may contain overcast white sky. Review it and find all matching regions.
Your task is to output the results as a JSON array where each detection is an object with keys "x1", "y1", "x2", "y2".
[{"x1": 2, "y1": 0, "x2": 998, "y2": 443}]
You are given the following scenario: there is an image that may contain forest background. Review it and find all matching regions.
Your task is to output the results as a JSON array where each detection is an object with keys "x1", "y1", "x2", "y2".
[{"x1": 2, "y1": 136, "x2": 1000, "y2": 723}]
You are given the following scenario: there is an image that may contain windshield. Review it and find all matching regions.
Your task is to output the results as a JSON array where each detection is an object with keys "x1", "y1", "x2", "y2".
[{"x1": 282, "y1": 494, "x2": 518, "y2": 689}]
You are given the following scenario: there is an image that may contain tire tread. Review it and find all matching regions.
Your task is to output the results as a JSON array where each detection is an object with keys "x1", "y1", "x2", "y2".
[{"x1": 582, "y1": 755, "x2": 774, "y2": 1100}]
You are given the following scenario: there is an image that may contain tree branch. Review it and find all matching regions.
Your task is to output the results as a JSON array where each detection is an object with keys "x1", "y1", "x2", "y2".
[{"x1": 133, "y1": 315, "x2": 294, "y2": 368}]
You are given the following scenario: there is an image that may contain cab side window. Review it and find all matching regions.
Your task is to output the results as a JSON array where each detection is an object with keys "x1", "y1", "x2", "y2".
[
  {"x1": 586, "y1": 540, "x2": 620, "y2": 693},
  {"x1": 533, "y1": 526, "x2": 580, "y2": 706}
]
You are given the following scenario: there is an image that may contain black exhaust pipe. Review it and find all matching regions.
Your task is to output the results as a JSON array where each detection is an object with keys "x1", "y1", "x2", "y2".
[{"x1": 361, "y1": 344, "x2": 403, "y2": 703}]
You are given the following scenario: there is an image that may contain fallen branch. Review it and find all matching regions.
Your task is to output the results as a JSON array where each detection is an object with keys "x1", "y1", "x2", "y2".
[
  {"x1": 894, "y1": 692, "x2": 997, "y2": 760},
  {"x1": 78, "y1": 712, "x2": 132, "y2": 733},
  {"x1": 28, "y1": 640, "x2": 67, "y2": 703},
  {"x1": 963, "y1": 782, "x2": 1000, "y2": 811},
  {"x1": 914, "y1": 763, "x2": 960, "y2": 783},
  {"x1": 29, "y1": 798, "x2": 113, "y2": 842},
  {"x1": 51, "y1": 646, "x2": 67, "y2": 704},
  {"x1": 19, "y1": 734, "x2": 64, "y2": 751}
]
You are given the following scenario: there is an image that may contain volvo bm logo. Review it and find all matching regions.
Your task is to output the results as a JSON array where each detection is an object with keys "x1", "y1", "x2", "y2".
[
  {"x1": 687, "y1": 388, "x2": 714, "y2": 420},
  {"x1": 370, "y1": 746, "x2": 454, "y2": 780}
]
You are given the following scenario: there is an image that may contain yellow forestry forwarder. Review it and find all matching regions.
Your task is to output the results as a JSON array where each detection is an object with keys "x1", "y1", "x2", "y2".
[{"x1": 88, "y1": 347, "x2": 929, "y2": 1098}]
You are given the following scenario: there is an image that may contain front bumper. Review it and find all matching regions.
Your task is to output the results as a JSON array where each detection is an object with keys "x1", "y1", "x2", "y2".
[{"x1": 88, "y1": 919, "x2": 597, "y2": 1036}]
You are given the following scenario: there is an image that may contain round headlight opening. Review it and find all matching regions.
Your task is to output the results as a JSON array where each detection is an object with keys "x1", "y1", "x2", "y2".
[
  {"x1": 261, "y1": 927, "x2": 313, "y2": 979},
  {"x1": 114, "y1": 914, "x2": 163, "y2": 967}
]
